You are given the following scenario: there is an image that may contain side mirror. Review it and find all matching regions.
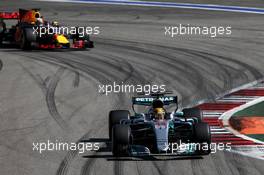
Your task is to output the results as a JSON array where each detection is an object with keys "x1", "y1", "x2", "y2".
[{"x1": 174, "y1": 111, "x2": 184, "y2": 117}]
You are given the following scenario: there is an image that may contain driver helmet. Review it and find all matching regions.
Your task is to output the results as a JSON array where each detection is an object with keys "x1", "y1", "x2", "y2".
[
  {"x1": 36, "y1": 16, "x2": 44, "y2": 26},
  {"x1": 152, "y1": 99, "x2": 164, "y2": 108},
  {"x1": 154, "y1": 108, "x2": 165, "y2": 120}
]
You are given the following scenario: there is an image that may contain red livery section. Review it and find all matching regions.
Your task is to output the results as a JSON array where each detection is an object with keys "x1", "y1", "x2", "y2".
[
  {"x1": 0, "y1": 9, "x2": 94, "y2": 50},
  {"x1": 0, "y1": 12, "x2": 19, "y2": 19},
  {"x1": 198, "y1": 102, "x2": 244, "y2": 111}
]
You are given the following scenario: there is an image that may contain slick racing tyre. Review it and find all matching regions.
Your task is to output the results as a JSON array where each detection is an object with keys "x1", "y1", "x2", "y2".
[
  {"x1": 182, "y1": 107, "x2": 202, "y2": 123},
  {"x1": 85, "y1": 40, "x2": 94, "y2": 48},
  {"x1": 20, "y1": 29, "x2": 31, "y2": 50},
  {"x1": 109, "y1": 110, "x2": 130, "y2": 140},
  {"x1": 112, "y1": 124, "x2": 131, "y2": 157},
  {"x1": 194, "y1": 122, "x2": 211, "y2": 155},
  {"x1": 81, "y1": 34, "x2": 94, "y2": 48},
  {"x1": 20, "y1": 28, "x2": 37, "y2": 50},
  {"x1": 0, "y1": 22, "x2": 5, "y2": 46},
  {"x1": 0, "y1": 20, "x2": 6, "y2": 33},
  {"x1": 0, "y1": 36, "x2": 2, "y2": 46}
]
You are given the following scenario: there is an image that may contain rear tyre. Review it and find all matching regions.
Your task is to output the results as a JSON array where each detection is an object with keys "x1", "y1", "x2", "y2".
[
  {"x1": 112, "y1": 124, "x2": 131, "y2": 157},
  {"x1": 20, "y1": 30, "x2": 31, "y2": 50},
  {"x1": 109, "y1": 110, "x2": 130, "y2": 140},
  {"x1": 182, "y1": 107, "x2": 202, "y2": 123},
  {"x1": 85, "y1": 40, "x2": 94, "y2": 48},
  {"x1": 84, "y1": 35, "x2": 94, "y2": 48},
  {"x1": 0, "y1": 22, "x2": 4, "y2": 46},
  {"x1": 20, "y1": 28, "x2": 37, "y2": 50},
  {"x1": 194, "y1": 122, "x2": 211, "y2": 155},
  {"x1": 0, "y1": 20, "x2": 6, "y2": 33},
  {"x1": 0, "y1": 36, "x2": 2, "y2": 46}
]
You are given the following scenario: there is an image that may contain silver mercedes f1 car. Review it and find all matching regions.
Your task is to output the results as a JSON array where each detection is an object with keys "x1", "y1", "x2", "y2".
[{"x1": 109, "y1": 91, "x2": 211, "y2": 157}]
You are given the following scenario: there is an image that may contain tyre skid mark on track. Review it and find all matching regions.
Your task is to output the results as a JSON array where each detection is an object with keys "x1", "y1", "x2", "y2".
[
  {"x1": 56, "y1": 132, "x2": 92, "y2": 175},
  {"x1": 64, "y1": 51, "x2": 142, "y2": 86},
  {"x1": 35, "y1": 39, "x2": 264, "y2": 173},
  {"x1": 135, "y1": 161, "x2": 144, "y2": 175},
  {"x1": 16, "y1": 52, "x2": 104, "y2": 85},
  {"x1": 91, "y1": 38, "x2": 264, "y2": 164},
  {"x1": 42, "y1": 52, "x2": 119, "y2": 85},
  {"x1": 88, "y1": 52, "x2": 150, "y2": 85},
  {"x1": 22, "y1": 52, "x2": 129, "y2": 175},
  {"x1": 78, "y1": 119, "x2": 109, "y2": 175},
  {"x1": 73, "y1": 71, "x2": 80, "y2": 88},
  {"x1": 114, "y1": 160, "x2": 124, "y2": 175},
  {"x1": 17, "y1": 61, "x2": 49, "y2": 95},
  {"x1": 57, "y1": 114, "x2": 108, "y2": 175},
  {"x1": 152, "y1": 161, "x2": 168, "y2": 175},
  {"x1": 80, "y1": 156, "x2": 97, "y2": 175},
  {"x1": 96, "y1": 39, "x2": 207, "y2": 93},
  {"x1": 0, "y1": 59, "x2": 3, "y2": 71},
  {"x1": 6, "y1": 34, "x2": 264, "y2": 174},
  {"x1": 56, "y1": 149, "x2": 76, "y2": 175},
  {"x1": 97, "y1": 38, "x2": 263, "y2": 83},
  {"x1": 46, "y1": 67, "x2": 71, "y2": 131},
  {"x1": 96, "y1": 38, "x2": 263, "y2": 105},
  {"x1": 12, "y1": 54, "x2": 106, "y2": 175},
  {"x1": 39, "y1": 52, "x2": 143, "y2": 175},
  {"x1": 18, "y1": 58, "x2": 72, "y2": 132},
  {"x1": 1, "y1": 1, "x2": 264, "y2": 174},
  {"x1": 16, "y1": 58, "x2": 90, "y2": 126},
  {"x1": 57, "y1": 51, "x2": 125, "y2": 80},
  {"x1": 60, "y1": 112, "x2": 107, "y2": 174}
]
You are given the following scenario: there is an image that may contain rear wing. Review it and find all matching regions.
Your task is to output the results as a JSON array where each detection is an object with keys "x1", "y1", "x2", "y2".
[
  {"x1": 0, "y1": 12, "x2": 19, "y2": 19},
  {"x1": 132, "y1": 96, "x2": 178, "y2": 106}
]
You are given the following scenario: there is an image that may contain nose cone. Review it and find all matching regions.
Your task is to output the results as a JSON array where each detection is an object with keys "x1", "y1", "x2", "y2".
[
  {"x1": 154, "y1": 120, "x2": 169, "y2": 152},
  {"x1": 56, "y1": 35, "x2": 69, "y2": 44}
]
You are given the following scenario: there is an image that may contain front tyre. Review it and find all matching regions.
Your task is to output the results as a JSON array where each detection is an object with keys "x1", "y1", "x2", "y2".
[
  {"x1": 109, "y1": 110, "x2": 130, "y2": 140},
  {"x1": 112, "y1": 125, "x2": 131, "y2": 157},
  {"x1": 194, "y1": 122, "x2": 211, "y2": 155}
]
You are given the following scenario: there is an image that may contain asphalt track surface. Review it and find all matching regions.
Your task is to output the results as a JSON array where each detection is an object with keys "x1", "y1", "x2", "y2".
[{"x1": 0, "y1": 0, "x2": 264, "y2": 175}]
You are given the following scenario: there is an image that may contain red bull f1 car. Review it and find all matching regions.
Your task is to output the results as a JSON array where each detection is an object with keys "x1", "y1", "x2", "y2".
[
  {"x1": 109, "y1": 91, "x2": 212, "y2": 157},
  {"x1": 0, "y1": 9, "x2": 94, "y2": 50}
]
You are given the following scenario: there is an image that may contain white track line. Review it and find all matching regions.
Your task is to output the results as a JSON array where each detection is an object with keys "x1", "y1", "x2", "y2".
[{"x1": 36, "y1": 0, "x2": 264, "y2": 14}]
